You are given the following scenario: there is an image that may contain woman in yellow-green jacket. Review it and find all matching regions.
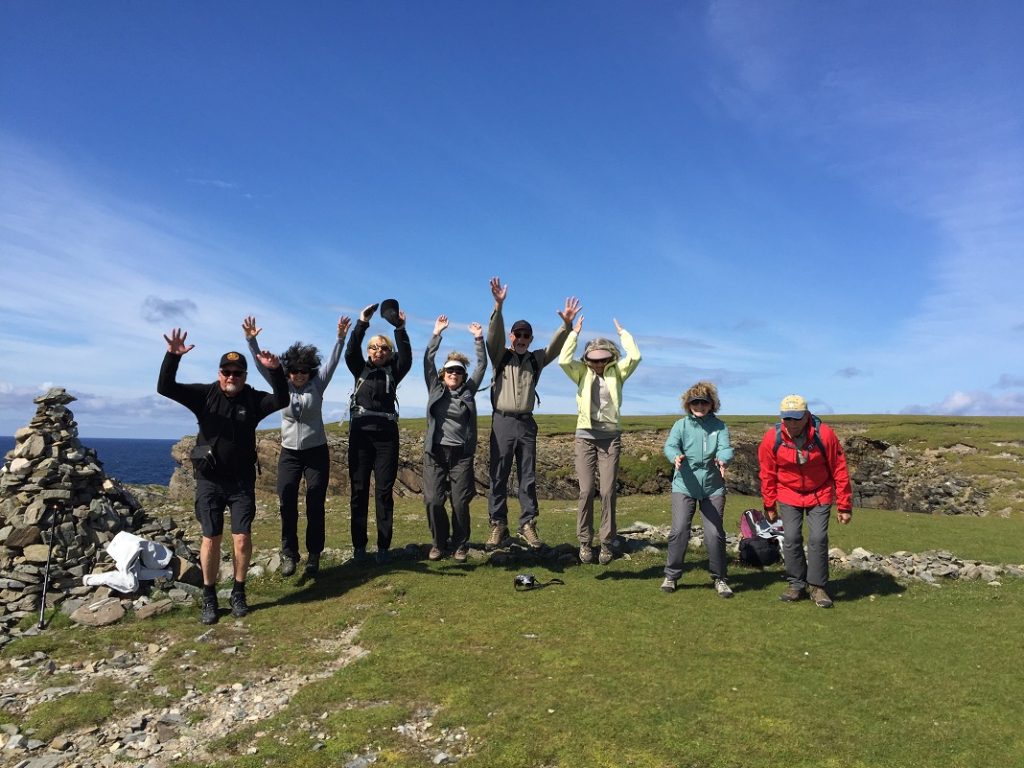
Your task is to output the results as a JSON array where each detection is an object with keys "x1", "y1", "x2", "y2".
[{"x1": 559, "y1": 316, "x2": 641, "y2": 565}]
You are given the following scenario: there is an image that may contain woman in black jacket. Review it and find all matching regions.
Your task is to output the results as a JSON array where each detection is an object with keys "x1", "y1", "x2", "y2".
[{"x1": 345, "y1": 301, "x2": 412, "y2": 564}]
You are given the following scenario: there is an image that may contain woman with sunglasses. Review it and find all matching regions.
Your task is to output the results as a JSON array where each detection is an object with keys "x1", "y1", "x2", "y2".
[
  {"x1": 243, "y1": 314, "x2": 351, "y2": 577},
  {"x1": 345, "y1": 302, "x2": 412, "y2": 564},
  {"x1": 559, "y1": 317, "x2": 641, "y2": 565},
  {"x1": 660, "y1": 381, "x2": 735, "y2": 597},
  {"x1": 422, "y1": 314, "x2": 486, "y2": 562}
]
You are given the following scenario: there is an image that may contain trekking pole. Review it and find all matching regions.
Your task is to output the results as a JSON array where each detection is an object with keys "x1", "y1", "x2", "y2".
[{"x1": 37, "y1": 500, "x2": 65, "y2": 630}]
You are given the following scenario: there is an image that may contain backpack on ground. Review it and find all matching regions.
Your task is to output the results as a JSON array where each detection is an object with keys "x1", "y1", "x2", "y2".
[{"x1": 738, "y1": 508, "x2": 783, "y2": 568}]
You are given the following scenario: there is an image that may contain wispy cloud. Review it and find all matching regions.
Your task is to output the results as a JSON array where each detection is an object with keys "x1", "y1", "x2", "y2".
[
  {"x1": 186, "y1": 178, "x2": 239, "y2": 190},
  {"x1": 141, "y1": 296, "x2": 198, "y2": 324},
  {"x1": 902, "y1": 389, "x2": 1024, "y2": 417},
  {"x1": 994, "y1": 374, "x2": 1024, "y2": 389},
  {"x1": 836, "y1": 367, "x2": 865, "y2": 379},
  {"x1": 701, "y1": 3, "x2": 1024, "y2": 415}
]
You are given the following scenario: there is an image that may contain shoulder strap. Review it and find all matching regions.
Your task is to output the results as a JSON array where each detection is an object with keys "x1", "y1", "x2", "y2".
[{"x1": 774, "y1": 417, "x2": 831, "y2": 475}]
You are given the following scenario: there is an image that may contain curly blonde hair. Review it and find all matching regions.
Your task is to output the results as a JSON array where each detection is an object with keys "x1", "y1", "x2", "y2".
[
  {"x1": 437, "y1": 351, "x2": 470, "y2": 379},
  {"x1": 680, "y1": 380, "x2": 721, "y2": 413}
]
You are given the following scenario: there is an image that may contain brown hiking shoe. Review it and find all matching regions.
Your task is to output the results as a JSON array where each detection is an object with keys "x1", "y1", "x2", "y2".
[
  {"x1": 485, "y1": 523, "x2": 509, "y2": 551},
  {"x1": 453, "y1": 546, "x2": 468, "y2": 563},
  {"x1": 428, "y1": 545, "x2": 443, "y2": 561},
  {"x1": 598, "y1": 544, "x2": 614, "y2": 565},
  {"x1": 779, "y1": 585, "x2": 808, "y2": 603},
  {"x1": 579, "y1": 543, "x2": 594, "y2": 563},
  {"x1": 519, "y1": 521, "x2": 543, "y2": 549},
  {"x1": 810, "y1": 586, "x2": 834, "y2": 608}
]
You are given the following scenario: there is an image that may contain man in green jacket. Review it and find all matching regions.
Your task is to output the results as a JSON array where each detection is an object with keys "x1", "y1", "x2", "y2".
[{"x1": 485, "y1": 276, "x2": 580, "y2": 550}]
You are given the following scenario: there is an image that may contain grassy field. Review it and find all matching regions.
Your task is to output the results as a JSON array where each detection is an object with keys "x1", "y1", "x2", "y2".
[{"x1": 5, "y1": 492, "x2": 1023, "y2": 767}]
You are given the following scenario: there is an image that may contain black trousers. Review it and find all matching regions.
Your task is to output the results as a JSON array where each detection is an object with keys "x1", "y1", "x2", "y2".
[
  {"x1": 423, "y1": 444, "x2": 475, "y2": 550},
  {"x1": 277, "y1": 443, "x2": 331, "y2": 560},
  {"x1": 348, "y1": 421, "x2": 399, "y2": 550}
]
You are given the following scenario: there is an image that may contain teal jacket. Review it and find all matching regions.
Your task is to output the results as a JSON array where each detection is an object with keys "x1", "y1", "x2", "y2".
[{"x1": 663, "y1": 414, "x2": 733, "y2": 498}]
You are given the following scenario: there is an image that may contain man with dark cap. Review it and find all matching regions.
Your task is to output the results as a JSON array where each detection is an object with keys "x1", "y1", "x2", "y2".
[
  {"x1": 484, "y1": 277, "x2": 581, "y2": 549},
  {"x1": 758, "y1": 394, "x2": 853, "y2": 608},
  {"x1": 158, "y1": 328, "x2": 289, "y2": 624}
]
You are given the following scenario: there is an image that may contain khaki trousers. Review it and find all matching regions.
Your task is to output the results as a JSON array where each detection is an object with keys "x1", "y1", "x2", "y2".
[{"x1": 574, "y1": 434, "x2": 621, "y2": 545}]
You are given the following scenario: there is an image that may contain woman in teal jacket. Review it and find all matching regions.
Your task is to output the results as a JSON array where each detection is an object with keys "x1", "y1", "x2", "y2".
[{"x1": 661, "y1": 381, "x2": 734, "y2": 597}]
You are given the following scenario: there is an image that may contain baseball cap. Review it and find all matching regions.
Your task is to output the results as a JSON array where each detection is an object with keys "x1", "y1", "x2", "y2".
[
  {"x1": 219, "y1": 351, "x2": 247, "y2": 370},
  {"x1": 510, "y1": 319, "x2": 533, "y2": 336},
  {"x1": 779, "y1": 394, "x2": 807, "y2": 419}
]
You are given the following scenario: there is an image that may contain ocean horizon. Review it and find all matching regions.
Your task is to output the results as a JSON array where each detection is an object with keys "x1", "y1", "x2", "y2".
[{"x1": 0, "y1": 436, "x2": 177, "y2": 486}]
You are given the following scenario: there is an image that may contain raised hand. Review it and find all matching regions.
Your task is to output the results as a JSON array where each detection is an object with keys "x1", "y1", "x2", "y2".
[
  {"x1": 613, "y1": 318, "x2": 623, "y2": 334},
  {"x1": 434, "y1": 315, "x2": 449, "y2": 336},
  {"x1": 490, "y1": 276, "x2": 508, "y2": 306},
  {"x1": 468, "y1": 321, "x2": 483, "y2": 339},
  {"x1": 257, "y1": 350, "x2": 281, "y2": 370},
  {"x1": 242, "y1": 316, "x2": 261, "y2": 340},
  {"x1": 573, "y1": 315, "x2": 584, "y2": 334},
  {"x1": 164, "y1": 328, "x2": 194, "y2": 356},
  {"x1": 338, "y1": 316, "x2": 352, "y2": 338},
  {"x1": 558, "y1": 296, "x2": 582, "y2": 325},
  {"x1": 396, "y1": 309, "x2": 406, "y2": 328},
  {"x1": 360, "y1": 303, "x2": 379, "y2": 322}
]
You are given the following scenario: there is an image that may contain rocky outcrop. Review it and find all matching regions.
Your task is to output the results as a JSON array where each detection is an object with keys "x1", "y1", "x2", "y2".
[
  {"x1": 167, "y1": 424, "x2": 990, "y2": 515},
  {"x1": 0, "y1": 388, "x2": 199, "y2": 648}
]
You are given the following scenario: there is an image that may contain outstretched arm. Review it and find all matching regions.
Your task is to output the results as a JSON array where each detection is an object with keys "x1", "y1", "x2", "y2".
[
  {"x1": 318, "y1": 315, "x2": 351, "y2": 391},
  {"x1": 243, "y1": 316, "x2": 273, "y2": 386},
  {"x1": 468, "y1": 322, "x2": 486, "y2": 389}
]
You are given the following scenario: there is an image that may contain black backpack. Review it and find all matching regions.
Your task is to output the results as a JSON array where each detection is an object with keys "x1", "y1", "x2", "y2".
[{"x1": 739, "y1": 536, "x2": 782, "y2": 568}]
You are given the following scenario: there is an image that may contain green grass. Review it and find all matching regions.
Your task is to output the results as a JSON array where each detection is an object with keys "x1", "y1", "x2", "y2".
[{"x1": 5, "y1": 494, "x2": 1023, "y2": 767}]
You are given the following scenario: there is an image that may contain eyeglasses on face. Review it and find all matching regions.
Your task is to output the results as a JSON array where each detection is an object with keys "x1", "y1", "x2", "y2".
[
  {"x1": 513, "y1": 331, "x2": 532, "y2": 339},
  {"x1": 289, "y1": 368, "x2": 311, "y2": 375},
  {"x1": 367, "y1": 344, "x2": 390, "y2": 352},
  {"x1": 444, "y1": 369, "x2": 466, "y2": 376},
  {"x1": 220, "y1": 369, "x2": 246, "y2": 378},
  {"x1": 689, "y1": 398, "x2": 710, "y2": 406}
]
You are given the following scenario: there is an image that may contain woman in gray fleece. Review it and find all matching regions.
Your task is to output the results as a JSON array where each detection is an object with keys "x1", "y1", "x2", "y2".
[
  {"x1": 422, "y1": 314, "x2": 486, "y2": 562},
  {"x1": 243, "y1": 314, "x2": 351, "y2": 577}
]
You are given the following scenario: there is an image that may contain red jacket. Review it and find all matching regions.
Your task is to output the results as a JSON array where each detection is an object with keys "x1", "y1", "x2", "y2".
[{"x1": 758, "y1": 416, "x2": 853, "y2": 512}]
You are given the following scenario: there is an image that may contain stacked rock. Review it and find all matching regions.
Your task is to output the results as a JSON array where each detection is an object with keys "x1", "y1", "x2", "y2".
[{"x1": 0, "y1": 387, "x2": 198, "y2": 646}]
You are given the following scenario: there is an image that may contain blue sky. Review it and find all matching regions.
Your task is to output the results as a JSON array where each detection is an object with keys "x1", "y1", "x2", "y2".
[{"x1": 2, "y1": 1, "x2": 1022, "y2": 438}]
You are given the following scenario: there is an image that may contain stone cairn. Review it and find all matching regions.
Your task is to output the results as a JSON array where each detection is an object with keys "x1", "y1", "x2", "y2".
[{"x1": 0, "y1": 388, "x2": 200, "y2": 648}]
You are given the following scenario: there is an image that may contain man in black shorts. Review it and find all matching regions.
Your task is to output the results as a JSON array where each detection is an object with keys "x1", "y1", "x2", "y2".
[{"x1": 158, "y1": 328, "x2": 289, "y2": 624}]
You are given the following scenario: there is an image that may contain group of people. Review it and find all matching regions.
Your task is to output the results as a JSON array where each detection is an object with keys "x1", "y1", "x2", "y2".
[{"x1": 158, "y1": 278, "x2": 852, "y2": 625}]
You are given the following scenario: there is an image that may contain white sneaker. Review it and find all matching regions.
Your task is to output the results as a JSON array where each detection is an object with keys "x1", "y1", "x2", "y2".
[
  {"x1": 714, "y1": 579, "x2": 734, "y2": 598},
  {"x1": 660, "y1": 577, "x2": 676, "y2": 593}
]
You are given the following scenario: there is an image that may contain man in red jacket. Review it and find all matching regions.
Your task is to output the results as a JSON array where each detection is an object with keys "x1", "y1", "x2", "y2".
[{"x1": 758, "y1": 394, "x2": 853, "y2": 608}]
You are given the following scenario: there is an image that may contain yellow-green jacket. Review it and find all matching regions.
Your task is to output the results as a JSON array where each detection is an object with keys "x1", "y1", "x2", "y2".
[{"x1": 559, "y1": 328, "x2": 641, "y2": 430}]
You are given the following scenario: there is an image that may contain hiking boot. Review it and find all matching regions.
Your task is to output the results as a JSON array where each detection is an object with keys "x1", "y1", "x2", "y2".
[
  {"x1": 453, "y1": 546, "x2": 468, "y2": 563},
  {"x1": 353, "y1": 546, "x2": 368, "y2": 565},
  {"x1": 375, "y1": 549, "x2": 390, "y2": 565},
  {"x1": 428, "y1": 545, "x2": 443, "y2": 561},
  {"x1": 810, "y1": 586, "x2": 834, "y2": 609},
  {"x1": 519, "y1": 521, "x2": 543, "y2": 549},
  {"x1": 579, "y1": 543, "x2": 594, "y2": 564},
  {"x1": 660, "y1": 577, "x2": 677, "y2": 593},
  {"x1": 280, "y1": 555, "x2": 296, "y2": 577},
  {"x1": 598, "y1": 545, "x2": 614, "y2": 565},
  {"x1": 485, "y1": 523, "x2": 509, "y2": 551},
  {"x1": 200, "y1": 596, "x2": 219, "y2": 625},
  {"x1": 304, "y1": 554, "x2": 320, "y2": 577},
  {"x1": 714, "y1": 579, "x2": 734, "y2": 599},
  {"x1": 779, "y1": 585, "x2": 808, "y2": 603},
  {"x1": 229, "y1": 591, "x2": 249, "y2": 618}
]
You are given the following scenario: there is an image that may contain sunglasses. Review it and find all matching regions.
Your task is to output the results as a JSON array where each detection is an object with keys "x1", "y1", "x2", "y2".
[
  {"x1": 513, "y1": 331, "x2": 532, "y2": 339},
  {"x1": 689, "y1": 398, "x2": 710, "y2": 406},
  {"x1": 220, "y1": 369, "x2": 246, "y2": 378},
  {"x1": 367, "y1": 344, "x2": 390, "y2": 351},
  {"x1": 444, "y1": 368, "x2": 466, "y2": 375},
  {"x1": 289, "y1": 368, "x2": 311, "y2": 375}
]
